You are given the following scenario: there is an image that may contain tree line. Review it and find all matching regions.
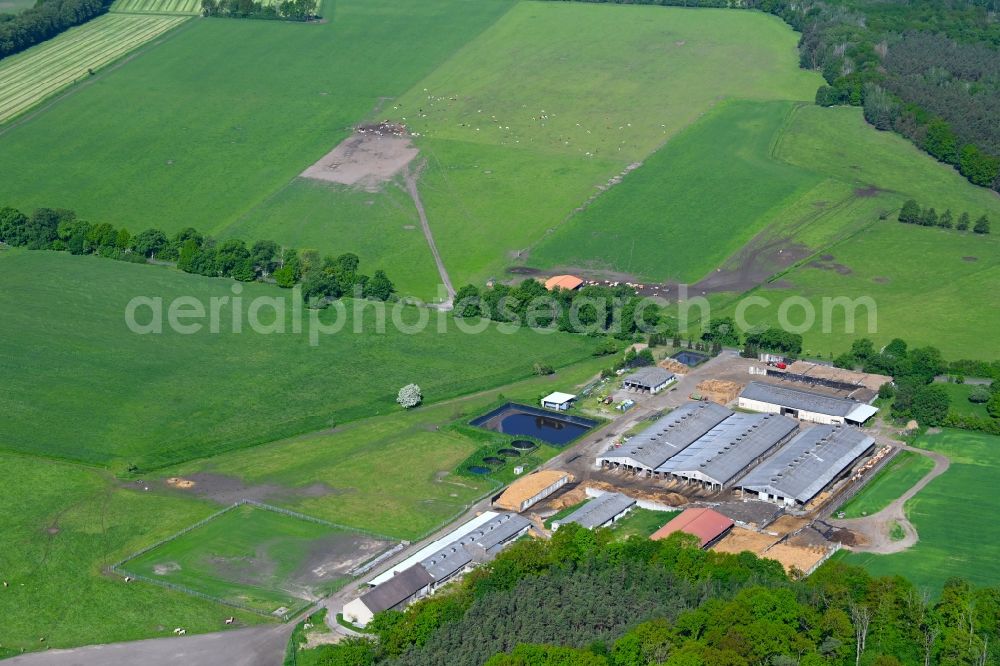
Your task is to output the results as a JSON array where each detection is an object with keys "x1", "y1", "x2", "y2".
[
  {"x1": 897, "y1": 200, "x2": 991, "y2": 233},
  {"x1": 548, "y1": 0, "x2": 1000, "y2": 194},
  {"x1": 453, "y1": 281, "x2": 666, "y2": 338},
  {"x1": 0, "y1": 205, "x2": 395, "y2": 304},
  {"x1": 0, "y1": 0, "x2": 111, "y2": 61},
  {"x1": 200, "y1": 0, "x2": 317, "y2": 21},
  {"x1": 299, "y1": 523, "x2": 1000, "y2": 666}
]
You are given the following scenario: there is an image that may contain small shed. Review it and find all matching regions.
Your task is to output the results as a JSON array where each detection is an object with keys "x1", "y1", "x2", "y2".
[
  {"x1": 541, "y1": 392, "x2": 576, "y2": 411},
  {"x1": 622, "y1": 367, "x2": 676, "y2": 394}
]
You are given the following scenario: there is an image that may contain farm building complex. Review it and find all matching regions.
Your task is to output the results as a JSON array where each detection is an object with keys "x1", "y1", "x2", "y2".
[
  {"x1": 651, "y1": 508, "x2": 734, "y2": 548},
  {"x1": 622, "y1": 367, "x2": 676, "y2": 394},
  {"x1": 494, "y1": 470, "x2": 572, "y2": 512},
  {"x1": 344, "y1": 512, "x2": 531, "y2": 627},
  {"x1": 654, "y1": 413, "x2": 798, "y2": 490},
  {"x1": 553, "y1": 491, "x2": 636, "y2": 530},
  {"x1": 597, "y1": 402, "x2": 733, "y2": 474},
  {"x1": 739, "y1": 425, "x2": 877, "y2": 506},
  {"x1": 738, "y1": 382, "x2": 879, "y2": 426}
]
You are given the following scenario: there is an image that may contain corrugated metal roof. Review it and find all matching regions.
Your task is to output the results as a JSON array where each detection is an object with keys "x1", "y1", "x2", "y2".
[
  {"x1": 557, "y1": 492, "x2": 636, "y2": 529},
  {"x1": 468, "y1": 512, "x2": 532, "y2": 550},
  {"x1": 740, "y1": 425, "x2": 876, "y2": 503},
  {"x1": 650, "y1": 508, "x2": 733, "y2": 548},
  {"x1": 740, "y1": 381, "x2": 864, "y2": 417},
  {"x1": 623, "y1": 367, "x2": 675, "y2": 389},
  {"x1": 359, "y1": 564, "x2": 434, "y2": 613},
  {"x1": 418, "y1": 513, "x2": 530, "y2": 579},
  {"x1": 419, "y1": 544, "x2": 472, "y2": 581},
  {"x1": 656, "y1": 413, "x2": 798, "y2": 486},
  {"x1": 599, "y1": 402, "x2": 733, "y2": 470}
]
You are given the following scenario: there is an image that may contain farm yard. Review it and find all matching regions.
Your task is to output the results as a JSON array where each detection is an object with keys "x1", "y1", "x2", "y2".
[
  {"x1": 0, "y1": 14, "x2": 190, "y2": 124},
  {"x1": 110, "y1": 0, "x2": 203, "y2": 14},
  {"x1": 120, "y1": 503, "x2": 395, "y2": 616},
  {"x1": 843, "y1": 430, "x2": 1000, "y2": 592}
]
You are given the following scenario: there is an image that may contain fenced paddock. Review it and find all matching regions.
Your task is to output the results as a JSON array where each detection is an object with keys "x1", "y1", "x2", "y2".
[{"x1": 113, "y1": 501, "x2": 397, "y2": 619}]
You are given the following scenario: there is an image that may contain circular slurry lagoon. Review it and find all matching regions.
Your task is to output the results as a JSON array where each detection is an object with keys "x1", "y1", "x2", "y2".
[
  {"x1": 498, "y1": 448, "x2": 520, "y2": 457},
  {"x1": 511, "y1": 439, "x2": 536, "y2": 450},
  {"x1": 483, "y1": 456, "x2": 505, "y2": 465},
  {"x1": 467, "y1": 466, "x2": 491, "y2": 475}
]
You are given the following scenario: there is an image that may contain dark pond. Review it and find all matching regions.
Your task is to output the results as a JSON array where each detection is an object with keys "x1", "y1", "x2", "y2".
[
  {"x1": 498, "y1": 448, "x2": 520, "y2": 457},
  {"x1": 470, "y1": 403, "x2": 597, "y2": 447},
  {"x1": 672, "y1": 350, "x2": 710, "y2": 367},
  {"x1": 511, "y1": 440, "x2": 536, "y2": 450},
  {"x1": 467, "y1": 466, "x2": 491, "y2": 475},
  {"x1": 483, "y1": 456, "x2": 505, "y2": 465}
]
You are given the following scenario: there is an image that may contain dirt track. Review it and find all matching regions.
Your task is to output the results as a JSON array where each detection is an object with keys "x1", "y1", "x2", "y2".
[
  {"x1": 404, "y1": 162, "x2": 455, "y2": 307},
  {"x1": 828, "y1": 444, "x2": 950, "y2": 554}
]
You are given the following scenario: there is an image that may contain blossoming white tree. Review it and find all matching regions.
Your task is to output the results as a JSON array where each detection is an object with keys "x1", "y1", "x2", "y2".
[{"x1": 397, "y1": 383, "x2": 422, "y2": 409}]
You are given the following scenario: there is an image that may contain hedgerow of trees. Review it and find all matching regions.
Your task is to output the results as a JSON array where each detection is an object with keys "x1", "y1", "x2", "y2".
[
  {"x1": 299, "y1": 524, "x2": 1000, "y2": 666},
  {"x1": 0, "y1": 0, "x2": 112, "y2": 61},
  {"x1": 0, "y1": 205, "x2": 395, "y2": 304},
  {"x1": 898, "y1": 200, "x2": 990, "y2": 234},
  {"x1": 201, "y1": 0, "x2": 317, "y2": 21}
]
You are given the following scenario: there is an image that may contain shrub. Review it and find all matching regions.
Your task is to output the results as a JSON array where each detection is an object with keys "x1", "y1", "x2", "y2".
[{"x1": 396, "y1": 384, "x2": 422, "y2": 409}]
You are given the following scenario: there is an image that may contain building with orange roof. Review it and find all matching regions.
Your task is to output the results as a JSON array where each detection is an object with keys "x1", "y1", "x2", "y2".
[
  {"x1": 650, "y1": 508, "x2": 734, "y2": 549},
  {"x1": 544, "y1": 275, "x2": 584, "y2": 291}
]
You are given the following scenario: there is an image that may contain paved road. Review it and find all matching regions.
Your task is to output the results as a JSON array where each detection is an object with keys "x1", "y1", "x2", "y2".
[
  {"x1": 829, "y1": 443, "x2": 950, "y2": 554},
  {"x1": 3, "y1": 625, "x2": 294, "y2": 666}
]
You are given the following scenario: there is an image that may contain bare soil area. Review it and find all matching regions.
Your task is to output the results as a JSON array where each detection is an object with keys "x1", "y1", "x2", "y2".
[
  {"x1": 152, "y1": 473, "x2": 348, "y2": 506},
  {"x1": 301, "y1": 123, "x2": 418, "y2": 192}
]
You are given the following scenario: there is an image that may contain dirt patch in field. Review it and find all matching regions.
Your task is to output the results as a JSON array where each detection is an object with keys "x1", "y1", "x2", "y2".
[
  {"x1": 853, "y1": 185, "x2": 885, "y2": 198},
  {"x1": 155, "y1": 473, "x2": 349, "y2": 506},
  {"x1": 153, "y1": 562, "x2": 181, "y2": 575},
  {"x1": 809, "y1": 257, "x2": 853, "y2": 275},
  {"x1": 963, "y1": 256, "x2": 978, "y2": 262},
  {"x1": 872, "y1": 276, "x2": 890, "y2": 284},
  {"x1": 301, "y1": 122, "x2": 418, "y2": 192},
  {"x1": 693, "y1": 238, "x2": 812, "y2": 295}
]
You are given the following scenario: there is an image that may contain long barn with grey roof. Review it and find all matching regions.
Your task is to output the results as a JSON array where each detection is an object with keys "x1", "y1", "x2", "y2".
[
  {"x1": 739, "y1": 425, "x2": 876, "y2": 506},
  {"x1": 738, "y1": 381, "x2": 878, "y2": 425},
  {"x1": 552, "y1": 492, "x2": 636, "y2": 530},
  {"x1": 598, "y1": 402, "x2": 733, "y2": 474},
  {"x1": 655, "y1": 413, "x2": 798, "y2": 490}
]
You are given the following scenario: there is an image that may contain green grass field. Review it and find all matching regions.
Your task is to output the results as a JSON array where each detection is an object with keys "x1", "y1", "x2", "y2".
[
  {"x1": 837, "y1": 451, "x2": 935, "y2": 519},
  {"x1": 0, "y1": 0, "x2": 36, "y2": 12},
  {"x1": 0, "y1": 14, "x2": 190, "y2": 124},
  {"x1": 844, "y1": 430, "x2": 1000, "y2": 592},
  {"x1": 169, "y1": 355, "x2": 608, "y2": 539},
  {"x1": 696, "y1": 106, "x2": 1000, "y2": 359},
  {"x1": 0, "y1": 0, "x2": 514, "y2": 250},
  {"x1": 382, "y1": 2, "x2": 819, "y2": 287},
  {"x1": 940, "y1": 382, "x2": 992, "y2": 419},
  {"x1": 0, "y1": 250, "x2": 598, "y2": 470},
  {"x1": 0, "y1": 453, "x2": 266, "y2": 652},
  {"x1": 111, "y1": 0, "x2": 202, "y2": 13},
  {"x1": 122, "y1": 504, "x2": 386, "y2": 615},
  {"x1": 528, "y1": 100, "x2": 822, "y2": 283},
  {"x1": 223, "y1": 179, "x2": 443, "y2": 301}
]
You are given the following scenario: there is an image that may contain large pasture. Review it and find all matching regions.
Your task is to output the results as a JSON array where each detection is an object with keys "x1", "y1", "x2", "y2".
[
  {"x1": 0, "y1": 13, "x2": 190, "y2": 124},
  {"x1": 111, "y1": 0, "x2": 202, "y2": 13},
  {"x1": 844, "y1": 430, "x2": 1000, "y2": 593},
  {"x1": 0, "y1": 250, "x2": 598, "y2": 470}
]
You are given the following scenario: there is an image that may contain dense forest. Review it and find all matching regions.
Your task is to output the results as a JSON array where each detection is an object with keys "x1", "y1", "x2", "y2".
[
  {"x1": 301, "y1": 526, "x2": 1000, "y2": 665},
  {"x1": 0, "y1": 205, "x2": 395, "y2": 303},
  {"x1": 0, "y1": 0, "x2": 112, "y2": 60},
  {"x1": 553, "y1": 0, "x2": 1000, "y2": 193}
]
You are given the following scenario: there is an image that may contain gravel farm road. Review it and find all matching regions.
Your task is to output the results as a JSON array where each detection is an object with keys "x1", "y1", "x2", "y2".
[{"x1": 3, "y1": 624, "x2": 293, "y2": 666}]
